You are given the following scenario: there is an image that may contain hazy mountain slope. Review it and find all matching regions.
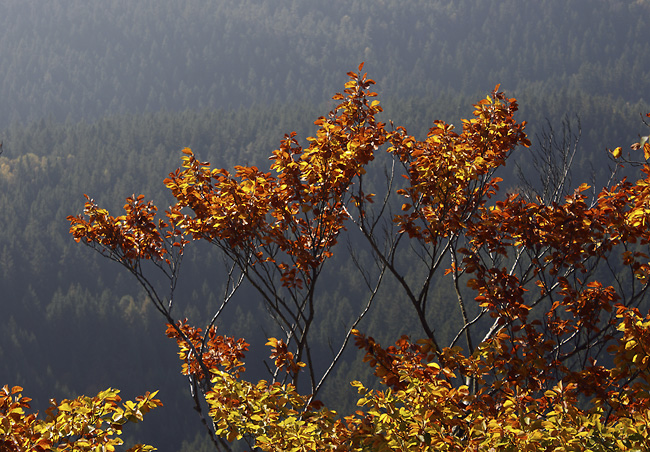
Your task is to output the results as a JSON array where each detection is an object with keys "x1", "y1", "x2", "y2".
[{"x1": 0, "y1": 0, "x2": 647, "y2": 128}]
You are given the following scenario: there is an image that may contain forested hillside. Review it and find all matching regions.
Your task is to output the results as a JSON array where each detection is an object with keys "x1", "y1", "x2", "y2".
[
  {"x1": 1, "y1": 0, "x2": 648, "y2": 127},
  {"x1": 1, "y1": 0, "x2": 649, "y2": 450}
]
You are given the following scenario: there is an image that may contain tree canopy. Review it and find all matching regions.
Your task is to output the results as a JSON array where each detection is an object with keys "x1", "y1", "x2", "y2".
[{"x1": 51, "y1": 66, "x2": 650, "y2": 450}]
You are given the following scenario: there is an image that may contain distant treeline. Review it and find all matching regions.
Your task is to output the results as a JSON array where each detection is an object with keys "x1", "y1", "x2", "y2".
[{"x1": 0, "y1": 0, "x2": 647, "y2": 128}]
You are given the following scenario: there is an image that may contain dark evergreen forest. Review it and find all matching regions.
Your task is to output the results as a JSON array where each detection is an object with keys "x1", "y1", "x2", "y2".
[{"x1": 1, "y1": 0, "x2": 649, "y2": 449}]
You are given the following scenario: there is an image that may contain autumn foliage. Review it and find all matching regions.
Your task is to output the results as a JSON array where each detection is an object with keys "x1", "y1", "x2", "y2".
[
  {"x1": 6, "y1": 64, "x2": 648, "y2": 450},
  {"x1": 0, "y1": 385, "x2": 161, "y2": 451}
]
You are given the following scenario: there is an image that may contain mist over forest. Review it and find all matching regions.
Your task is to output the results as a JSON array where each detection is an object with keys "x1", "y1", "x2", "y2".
[{"x1": 1, "y1": 0, "x2": 649, "y2": 449}]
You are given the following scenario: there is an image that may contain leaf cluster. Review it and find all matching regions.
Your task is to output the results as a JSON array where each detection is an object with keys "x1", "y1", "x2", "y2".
[{"x1": 0, "y1": 385, "x2": 161, "y2": 452}]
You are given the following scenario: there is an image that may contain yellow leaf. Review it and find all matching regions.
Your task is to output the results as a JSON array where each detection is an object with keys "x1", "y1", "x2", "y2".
[
  {"x1": 644, "y1": 142, "x2": 650, "y2": 160},
  {"x1": 59, "y1": 402, "x2": 72, "y2": 412},
  {"x1": 611, "y1": 147, "x2": 622, "y2": 158}
]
